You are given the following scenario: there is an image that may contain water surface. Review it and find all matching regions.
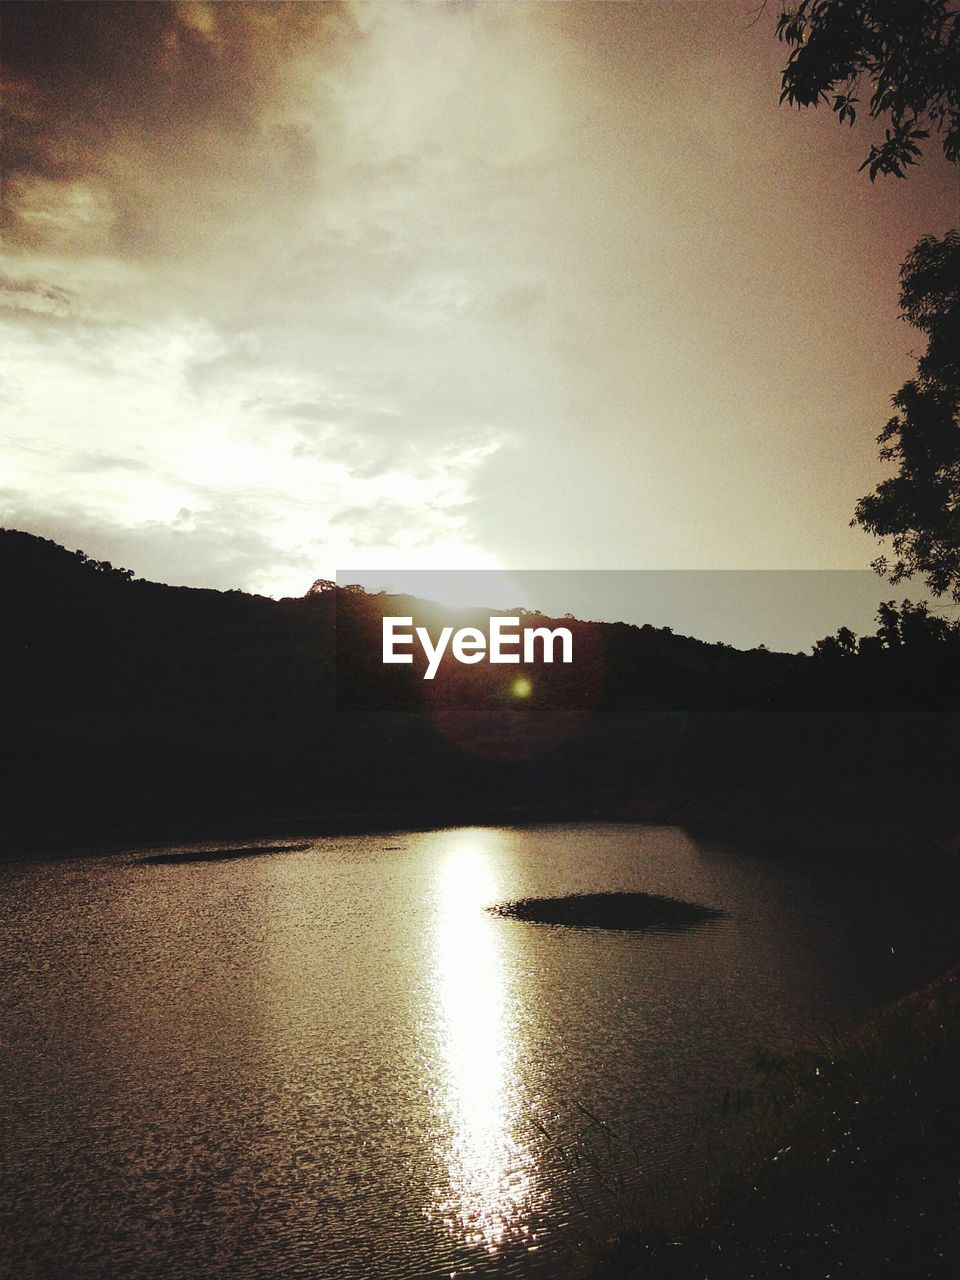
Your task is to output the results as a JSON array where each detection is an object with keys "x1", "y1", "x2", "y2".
[{"x1": 3, "y1": 824, "x2": 958, "y2": 1278}]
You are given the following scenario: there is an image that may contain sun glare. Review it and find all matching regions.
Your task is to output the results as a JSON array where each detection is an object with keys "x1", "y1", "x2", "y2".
[{"x1": 428, "y1": 843, "x2": 533, "y2": 1253}]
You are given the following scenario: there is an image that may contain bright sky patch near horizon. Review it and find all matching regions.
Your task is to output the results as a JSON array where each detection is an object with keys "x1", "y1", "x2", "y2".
[{"x1": 1, "y1": 1, "x2": 958, "y2": 641}]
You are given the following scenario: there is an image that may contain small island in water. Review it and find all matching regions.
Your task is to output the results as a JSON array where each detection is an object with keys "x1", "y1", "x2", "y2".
[
  {"x1": 140, "y1": 843, "x2": 309, "y2": 866},
  {"x1": 488, "y1": 891, "x2": 724, "y2": 932}
]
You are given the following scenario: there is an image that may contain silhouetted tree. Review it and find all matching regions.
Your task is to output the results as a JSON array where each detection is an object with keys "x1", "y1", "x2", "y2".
[
  {"x1": 814, "y1": 597, "x2": 960, "y2": 654},
  {"x1": 71, "y1": 547, "x2": 134, "y2": 581},
  {"x1": 853, "y1": 232, "x2": 960, "y2": 600},
  {"x1": 836, "y1": 625, "x2": 858, "y2": 653},
  {"x1": 775, "y1": 0, "x2": 960, "y2": 178},
  {"x1": 812, "y1": 625, "x2": 857, "y2": 658},
  {"x1": 881, "y1": 596, "x2": 960, "y2": 648},
  {"x1": 767, "y1": 7, "x2": 960, "y2": 596}
]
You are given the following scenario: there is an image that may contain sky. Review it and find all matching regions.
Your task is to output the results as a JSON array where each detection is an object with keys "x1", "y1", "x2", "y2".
[{"x1": 2, "y1": 1, "x2": 958, "y2": 633}]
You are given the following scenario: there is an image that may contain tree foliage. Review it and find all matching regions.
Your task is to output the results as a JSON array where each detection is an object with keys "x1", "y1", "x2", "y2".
[
  {"x1": 853, "y1": 231, "x2": 960, "y2": 600},
  {"x1": 776, "y1": 0, "x2": 960, "y2": 178},
  {"x1": 813, "y1": 597, "x2": 960, "y2": 656}
]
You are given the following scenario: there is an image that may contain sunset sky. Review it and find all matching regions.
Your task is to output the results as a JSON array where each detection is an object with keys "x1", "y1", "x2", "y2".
[{"x1": 2, "y1": 1, "x2": 958, "y2": 614}]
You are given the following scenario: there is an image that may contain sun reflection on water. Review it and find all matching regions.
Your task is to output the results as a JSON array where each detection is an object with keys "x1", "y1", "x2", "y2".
[{"x1": 428, "y1": 844, "x2": 535, "y2": 1254}]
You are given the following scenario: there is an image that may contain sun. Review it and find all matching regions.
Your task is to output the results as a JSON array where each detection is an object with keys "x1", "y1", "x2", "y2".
[{"x1": 511, "y1": 677, "x2": 532, "y2": 699}]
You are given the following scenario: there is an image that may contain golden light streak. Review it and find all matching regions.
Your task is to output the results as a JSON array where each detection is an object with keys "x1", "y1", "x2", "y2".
[{"x1": 428, "y1": 844, "x2": 533, "y2": 1252}]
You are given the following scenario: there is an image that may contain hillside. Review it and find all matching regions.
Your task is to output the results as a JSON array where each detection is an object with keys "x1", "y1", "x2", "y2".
[{"x1": 1, "y1": 529, "x2": 957, "y2": 851}]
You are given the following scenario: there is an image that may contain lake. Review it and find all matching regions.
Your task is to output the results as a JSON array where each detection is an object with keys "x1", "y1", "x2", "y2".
[{"x1": 3, "y1": 824, "x2": 959, "y2": 1278}]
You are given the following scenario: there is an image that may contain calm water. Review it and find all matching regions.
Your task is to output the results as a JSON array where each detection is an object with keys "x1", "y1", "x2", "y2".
[{"x1": 3, "y1": 824, "x2": 959, "y2": 1279}]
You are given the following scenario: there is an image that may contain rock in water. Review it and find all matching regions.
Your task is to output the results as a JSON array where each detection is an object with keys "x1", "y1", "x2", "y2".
[{"x1": 487, "y1": 891, "x2": 723, "y2": 932}]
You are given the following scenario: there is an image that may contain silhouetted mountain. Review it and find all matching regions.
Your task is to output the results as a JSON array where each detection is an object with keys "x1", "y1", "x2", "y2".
[{"x1": 1, "y1": 529, "x2": 957, "y2": 850}]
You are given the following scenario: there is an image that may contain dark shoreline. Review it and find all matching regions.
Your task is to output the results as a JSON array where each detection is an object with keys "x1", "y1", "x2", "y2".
[
  {"x1": 595, "y1": 961, "x2": 960, "y2": 1279},
  {"x1": 0, "y1": 801, "x2": 596, "y2": 863},
  {"x1": 2, "y1": 788, "x2": 958, "y2": 864}
]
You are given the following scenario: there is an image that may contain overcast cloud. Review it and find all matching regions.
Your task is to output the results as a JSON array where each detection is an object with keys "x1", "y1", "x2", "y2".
[{"x1": 1, "y1": 1, "x2": 956, "y2": 602}]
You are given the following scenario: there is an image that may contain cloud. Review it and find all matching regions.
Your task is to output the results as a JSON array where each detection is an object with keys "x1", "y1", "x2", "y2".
[
  {"x1": 68, "y1": 452, "x2": 154, "y2": 475},
  {"x1": 2, "y1": 2, "x2": 346, "y2": 246},
  {"x1": 1, "y1": 0, "x2": 955, "y2": 601},
  {"x1": 0, "y1": 273, "x2": 72, "y2": 317}
]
